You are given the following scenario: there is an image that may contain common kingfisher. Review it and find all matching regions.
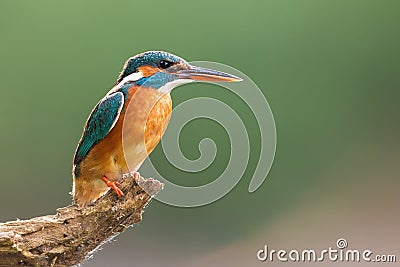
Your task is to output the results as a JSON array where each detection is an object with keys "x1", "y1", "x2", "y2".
[{"x1": 72, "y1": 51, "x2": 241, "y2": 206}]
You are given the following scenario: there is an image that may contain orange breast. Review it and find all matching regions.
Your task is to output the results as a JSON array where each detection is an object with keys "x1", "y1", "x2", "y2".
[
  {"x1": 144, "y1": 94, "x2": 172, "y2": 153},
  {"x1": 121, "y1": 86, "x2": 172, "y2": 164}
]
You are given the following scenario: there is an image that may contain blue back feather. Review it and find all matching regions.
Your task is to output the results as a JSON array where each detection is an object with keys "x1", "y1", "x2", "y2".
[{"x1": 73, "y1": 92, "x2": 124, "y2": 177}]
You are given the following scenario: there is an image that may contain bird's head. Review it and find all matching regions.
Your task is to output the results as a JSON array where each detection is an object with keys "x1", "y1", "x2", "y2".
[{"x1": 115, "y1": 51, "x2": 241, "y2": 93}]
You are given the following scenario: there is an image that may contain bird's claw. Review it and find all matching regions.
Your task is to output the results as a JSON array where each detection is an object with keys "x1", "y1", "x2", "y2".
[{"x1": 101, "y1": 176, "x2": 124, "y2": 196}]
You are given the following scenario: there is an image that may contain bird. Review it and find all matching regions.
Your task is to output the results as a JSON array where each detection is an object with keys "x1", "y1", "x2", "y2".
[{"x1": 72, "y1": 51, "x2": 241, "y2": 206}]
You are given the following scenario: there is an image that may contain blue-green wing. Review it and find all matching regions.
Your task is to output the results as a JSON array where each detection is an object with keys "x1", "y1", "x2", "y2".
[{"x1": 73, "y1": 92, "x2": 124, "y2": 174}]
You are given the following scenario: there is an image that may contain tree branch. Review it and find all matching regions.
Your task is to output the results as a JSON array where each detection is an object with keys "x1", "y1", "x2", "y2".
[{"x1": 0, "y1": 173, "x2": 163, "y2": 267}]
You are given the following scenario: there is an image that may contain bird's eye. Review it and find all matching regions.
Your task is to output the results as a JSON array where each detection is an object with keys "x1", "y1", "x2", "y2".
[{"x1": 159, "y1": 60, "x2": 173, "y2": 69}]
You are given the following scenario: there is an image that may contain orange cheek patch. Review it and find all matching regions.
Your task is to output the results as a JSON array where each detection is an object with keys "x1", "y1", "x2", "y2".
[{"x1": 138, "y1": 65, "x2": 159, "y2": 77}]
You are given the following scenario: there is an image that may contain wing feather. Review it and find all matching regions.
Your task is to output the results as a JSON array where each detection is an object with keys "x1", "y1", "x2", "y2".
[{"x1": 73, "y1": 92, "x2": 124, "y2": 174}]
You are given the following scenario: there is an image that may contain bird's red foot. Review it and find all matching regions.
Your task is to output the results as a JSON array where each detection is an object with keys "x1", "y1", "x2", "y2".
[{"x1": 101, "y1": 176, "x2": 124, "y2": 196}]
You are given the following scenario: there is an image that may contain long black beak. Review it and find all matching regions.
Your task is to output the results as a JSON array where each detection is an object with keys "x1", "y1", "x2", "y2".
[{"x1": 178, "y1": 65, "x2": 242, "y2": 82}]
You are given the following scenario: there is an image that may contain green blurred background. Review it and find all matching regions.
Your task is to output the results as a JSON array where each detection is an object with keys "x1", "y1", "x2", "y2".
[{"x1": 0, "y1": 1, "x2": 399, "y2": 266}]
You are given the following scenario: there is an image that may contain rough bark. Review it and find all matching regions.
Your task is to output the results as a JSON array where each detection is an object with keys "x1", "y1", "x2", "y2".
[{"x1": 0, "y1": 173, "x2": 163, "y2": 267}]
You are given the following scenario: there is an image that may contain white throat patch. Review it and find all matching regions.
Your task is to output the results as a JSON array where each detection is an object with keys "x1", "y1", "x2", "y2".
[{"x1": 158, "y1": 79, "x2": 193, "y2": 93}]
